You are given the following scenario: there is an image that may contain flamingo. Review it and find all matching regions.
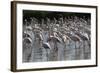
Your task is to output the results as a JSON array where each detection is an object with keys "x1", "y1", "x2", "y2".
[
  {"x1": 47, "y1": 32, "x2": 62, "y2": 61},
  {"x1": 42, "y1": 42, "x2": 51, "y2": 61},
  {"x1": 69, "y1": 26, "x2": 89, "y2": 59},
  {"x1": 67, "y1": 32, "x2": 82, "y2": 59},
  {"x1": 75, "y1": 31, "x2": 90, "y2": 59},
  {"x1": 23, "y1": 25, "x2": 34, "y2": 62},
  {"x1": 23, "y1": 34, "x2": 33, "y2": 62},
  {"x1": 70, "y1": 21, "x2": 90, "y2": 59}
]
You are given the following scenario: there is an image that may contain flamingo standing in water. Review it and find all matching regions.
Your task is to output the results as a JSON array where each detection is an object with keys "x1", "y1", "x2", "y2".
[
  {"x1": 42, "y1": 42, "x2": 51, "y2": 61},
  {"x1": 23, "y1": 26, "x2": 34, "y2": 62},
  {"x1": 70, "y1": 21, "x2": 90, "y2": 59},
  {"x1": 47, "y1": 31, "x2": 62, "y2": 61}
]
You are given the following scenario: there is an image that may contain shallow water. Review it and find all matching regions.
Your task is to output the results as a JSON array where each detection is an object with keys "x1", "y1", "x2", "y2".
[{"x1": 23, "y1": 31, "x2": 91, "y2": 62}]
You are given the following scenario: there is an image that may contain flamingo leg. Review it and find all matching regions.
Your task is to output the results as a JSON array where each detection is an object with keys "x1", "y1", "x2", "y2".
[{"x1": 75, "y1": 41, "x2": 77, "y2": 59}]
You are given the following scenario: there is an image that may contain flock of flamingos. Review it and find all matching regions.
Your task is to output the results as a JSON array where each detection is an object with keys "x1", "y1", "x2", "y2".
[{"x1": 23, "y1": 15, "x2": 91, "y2": 62}]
